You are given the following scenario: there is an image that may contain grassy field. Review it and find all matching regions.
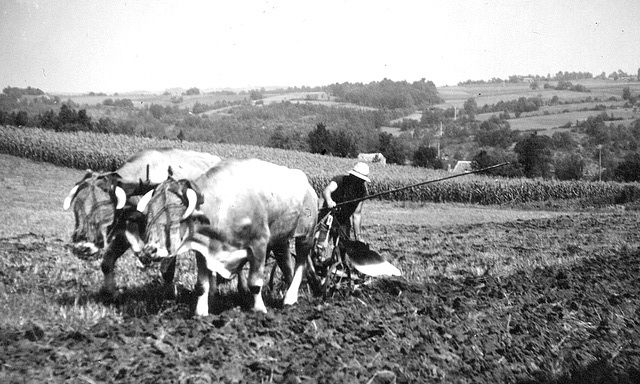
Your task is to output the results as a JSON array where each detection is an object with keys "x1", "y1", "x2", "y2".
[
  {"x1": 438, "y1": 78, "x2": 640, "y2": 109},
  {"x1": 507, "y1": 109, "x2": 639, "y2": 134},
  {"x1": 390, "y1": 79, "x2": 640, "y2": 136},
  {"x1": 62, "y1": 92, "x2": 249, "y2": 109}
]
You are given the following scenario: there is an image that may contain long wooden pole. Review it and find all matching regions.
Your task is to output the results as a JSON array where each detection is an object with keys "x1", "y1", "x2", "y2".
[{"x1": 335, "y1": 162, "x2": 511, "y2": 208}]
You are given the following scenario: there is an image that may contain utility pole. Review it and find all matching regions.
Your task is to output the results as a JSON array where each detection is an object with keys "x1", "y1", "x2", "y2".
[
  {"x1": 437, "y1": 122, "x2": 443, "y2": 158},
  {"x1": 597, "y1": 145, "x2": 602, "y2": 181}
]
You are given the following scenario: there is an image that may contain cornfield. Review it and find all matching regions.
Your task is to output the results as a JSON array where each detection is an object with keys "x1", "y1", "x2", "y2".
[{"x1": 2, "y1": 126, "x2": 639, "y2": 205}]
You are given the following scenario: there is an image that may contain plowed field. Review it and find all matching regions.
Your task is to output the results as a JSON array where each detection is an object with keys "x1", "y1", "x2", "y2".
[{"x1": 1, "y1": 212, "x2": 639, "y2": 383}]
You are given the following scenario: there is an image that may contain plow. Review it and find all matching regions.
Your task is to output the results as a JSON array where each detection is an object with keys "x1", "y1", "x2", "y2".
[{"x1": 302, "y1": 162, "x2": 511, "y2": 298}]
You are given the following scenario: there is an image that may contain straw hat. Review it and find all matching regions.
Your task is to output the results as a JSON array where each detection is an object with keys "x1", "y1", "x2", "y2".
[{"x1": 348, "y1": 162, "x2": 370, "y2": 182}]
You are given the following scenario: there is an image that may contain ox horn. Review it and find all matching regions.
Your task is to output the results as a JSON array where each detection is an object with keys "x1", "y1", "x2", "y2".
[
  {"x1": 182, "y1": 188, "x2": 198, "y2": 220},
  {"x1": 137, "y1": 190, "x2": 154, "y2": 212},
  {"x1": 63, "y1": 185, "x2": 79, "y2": 210},
  {"x1": 114, "y1": 186, "x2": 127, "y2": 209}
]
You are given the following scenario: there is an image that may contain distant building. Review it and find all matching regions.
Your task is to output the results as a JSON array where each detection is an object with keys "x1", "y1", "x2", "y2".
[{"x1": 451, "y1": 160, "x2": 472, "y2": 173}]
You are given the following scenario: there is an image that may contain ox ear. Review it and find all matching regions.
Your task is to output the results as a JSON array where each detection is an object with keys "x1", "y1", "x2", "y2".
[
  {"x1": 137, "y1": 189, "x2": 154, "y2": 212},
  {"x1": 63, "y1": 184, "x2": 80, "y2": 210},
  {"x1": 109, "y1": 172, "x2": 123, "y2": 182}
]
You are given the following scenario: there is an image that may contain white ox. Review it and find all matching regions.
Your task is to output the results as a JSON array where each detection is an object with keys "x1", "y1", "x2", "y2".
[
  {"x1": 129, "y1": 158, "x2": 318, "y2": 315},
  {"x1": 62, "y1": 148, "x2": 221, "y2": 296},
  {"x1": 357, "y1": 152, "x2": 386, "y2": 165}
]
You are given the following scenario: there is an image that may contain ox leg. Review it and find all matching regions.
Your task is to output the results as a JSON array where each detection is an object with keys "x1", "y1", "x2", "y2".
[
  {"x1": 271, "y1": 241, "x2": 294, "y2": 286},
  {"x1": 283, "y1": 237, "x2": 311, "y2": 306},
  {"x1": 194, "y1": 251, "x2": 214, "y2": 316},
  {"x1": 247, "y1": 239, "x2": 268, "y2": 313},
  {"x1": 100, "y1": 233, "x2": 130, "y2": 296},
  {"x1": 160, "y1": 256, "x2": 177, "y2": 299},
  {"x1": 235, "y1": 260, "x2": 248, "y2": 294}
]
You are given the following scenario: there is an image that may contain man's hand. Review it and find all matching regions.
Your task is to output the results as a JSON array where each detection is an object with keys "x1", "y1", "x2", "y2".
[{"x1": 326, "y1": 199, "x2": 337, "y2": 209}]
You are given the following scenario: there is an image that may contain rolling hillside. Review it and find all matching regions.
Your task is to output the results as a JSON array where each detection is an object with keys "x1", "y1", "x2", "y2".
[{"x1": 385, "y1": 78, "x2": 640, "y2": 136}]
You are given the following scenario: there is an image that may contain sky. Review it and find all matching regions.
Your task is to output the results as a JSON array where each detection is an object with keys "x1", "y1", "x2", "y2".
[{"x1": 1, "y1": 0, "x2": 639, "y2": 94}]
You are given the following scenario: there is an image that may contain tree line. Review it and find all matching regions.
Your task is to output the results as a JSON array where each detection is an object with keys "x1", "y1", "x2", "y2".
[
  {"x1": 326, "y1": 78, "x2": 442, "y2": 109},
  {"x1": 3, "y1": 84, "x2": 640, "y2": 182},
  {"x1": 458, "y1": 69, "x2": 640, "y2": 85}
]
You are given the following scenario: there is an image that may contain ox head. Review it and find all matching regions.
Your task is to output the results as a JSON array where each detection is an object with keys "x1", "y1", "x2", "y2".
[
  {"x1": 127, "y1": 176, "x2": 204, "y2": 262},
  {"x1": 63, "y1": 171, "x2": 128, "y2": 258}
]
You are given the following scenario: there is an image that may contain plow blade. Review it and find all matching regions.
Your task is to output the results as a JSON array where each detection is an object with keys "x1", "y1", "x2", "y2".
[{"x1": 343, "y1": 240, "x2": 401, "y2": 277}]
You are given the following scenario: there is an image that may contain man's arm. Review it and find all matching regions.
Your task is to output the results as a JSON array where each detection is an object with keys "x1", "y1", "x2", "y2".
[{"x1": 322, "y1": 180, "x2": 338, "y2": 208}]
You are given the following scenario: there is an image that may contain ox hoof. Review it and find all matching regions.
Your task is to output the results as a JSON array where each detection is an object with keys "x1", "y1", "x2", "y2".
[
  {"x1": 283, "y1": 294, "x2": 299, "y2": 306},
  {"x1": 98, "y1": 287, "x2": 121, "y2": 302},
  {"x1": 194, "y1": 298, "x2": 209, "y2": 317},
  {"x1": 163, "y1": 284, "x2": 178, "y2": 300},
  {"x1": 283, "y1": 298, "x2": 297, "y2": 306},
  {"x1": 252, "y1": 306, "x2": 268, "y2": 314}
]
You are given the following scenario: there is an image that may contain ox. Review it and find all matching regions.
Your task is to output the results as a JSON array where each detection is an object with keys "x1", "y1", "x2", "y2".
[
  {"x1": 128, "y1": 158, "x2": 318, "y2": 315},
  {"x1": 62, "y1": 148, "x2": 221, "y2": 296},
  {"x1": 357, "y1": 152, "x2": 386, "y2": 165}
]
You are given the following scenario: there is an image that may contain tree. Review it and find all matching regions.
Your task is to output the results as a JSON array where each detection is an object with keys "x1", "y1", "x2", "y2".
[
  {"x1": 177, "y1": 129, "x2": 185, "y2": 142},
  {"x1": 308, "y1": 123, "x2": 332, "y2": 154},
  {"x1": 476, "y1": 127, "x2": 517, "y2": 148},
  {"x1": 514, "y1": 132, "x2": 553, "y2": 178},
  {"x1": 551, "y1": 131, "x2": 577, "y2": 150},
  {"x1": 472, "y1": 150, "x2": 495, "y2": 170},
  {"x1": 38, "y1": 109, "x2": 58, "y2": 130},
  {"x1": 96, "y1": 117, "x2": 115, "y2": 133},
  {"x1": 249, "y1": 89, "x2": 263, "y2": 101},
  {"x1": 14, "y1": 110, "x2": 29, "y2": 127},
  {"x1": 412, "y1": 145, "x2": 442, "y2": 169},
  {"x1": 58, "y1": 104, "x2": 77, "y2": 126},
  {"x1": 149, "y1": 104, "x2": 165, "y2": 119},
  {"x1": 471, "y1": 149, "x2": 523, "y2": 177},
  {"x1": 183, "y1": 87, "x2": 200, "y2": 96},
  {"x1": 463, "y1": 98, "x2": 478, "y2": 120},
  {"x1": 614, "y1": 153, "x2": 640, "y2": 182},
  {"x1": 332, "y1": 130, "x2": 358, "y2": 157},
  {"x1": 555, "y1": 154, "x2": 584, "y2": 180},
  {"x1": 268, "y1": 126, "x2": 299, "y2": 150},
  {"x1": 475, "y1": 115, "x2": 517, "y2": 148},
  {"x1": 77, "y1": 109, "x2": 92, "y2": 129},
  {"x1": 378, "y1": 132, "x2": 408, "y2": 165},
  {"x1": 420, "y1": 108, "x2": 445, "y2": 126}
]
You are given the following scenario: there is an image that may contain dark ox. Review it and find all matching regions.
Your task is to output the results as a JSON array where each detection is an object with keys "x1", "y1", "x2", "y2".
[
  {"x1": 128, "y1": 158, "x2": 318, "y2": 315},
  {"x1": 63, "y1": 148, "x2": 221, "y2": 295}
]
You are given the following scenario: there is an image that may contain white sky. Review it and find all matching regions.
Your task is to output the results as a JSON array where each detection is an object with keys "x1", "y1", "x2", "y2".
[{"x1": 1, "y1": 0, "x2": 639, "y2": 94}]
